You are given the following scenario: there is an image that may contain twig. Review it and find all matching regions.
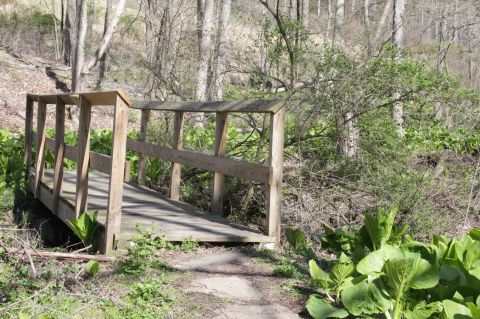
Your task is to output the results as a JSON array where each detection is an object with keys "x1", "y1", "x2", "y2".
[
  {"x1": 4, "y1": 247, "x2": 115, "y2": 262},
  {"x1": 72, "y1": 245, "x2": 92, "y2": 254}
]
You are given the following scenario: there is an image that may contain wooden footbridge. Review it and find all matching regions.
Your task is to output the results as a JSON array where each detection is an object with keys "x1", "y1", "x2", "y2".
[{"x1": 24, "y1": 90, "x2": 285, "y2": 253}]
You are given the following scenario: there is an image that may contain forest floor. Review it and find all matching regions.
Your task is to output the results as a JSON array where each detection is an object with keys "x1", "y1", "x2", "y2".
[{"x1": 0, "y1": 195, "x2": 309, "y2": 318}]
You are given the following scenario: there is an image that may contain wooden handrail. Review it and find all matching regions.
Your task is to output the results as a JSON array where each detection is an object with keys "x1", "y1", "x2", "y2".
[{"x1": 130, "y1": 99, "x2": 286, "y2": 113}]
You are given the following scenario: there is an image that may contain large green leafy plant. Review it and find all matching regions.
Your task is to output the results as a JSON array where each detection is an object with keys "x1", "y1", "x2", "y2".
[
  {"x1": 68, "y1": 211, "x2": 99, "y2": 251},
  {"x1": 306, "y1": 208, "x2": 480, "y2": 319}
]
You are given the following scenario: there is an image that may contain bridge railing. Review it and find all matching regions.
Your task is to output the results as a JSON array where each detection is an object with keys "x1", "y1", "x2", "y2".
[
  {"x1": 25, "y1": 91, "x2": 130, "y2": 252},
  {"x1": 24, "y1": 90, "x2": 286, "y2": 253}
]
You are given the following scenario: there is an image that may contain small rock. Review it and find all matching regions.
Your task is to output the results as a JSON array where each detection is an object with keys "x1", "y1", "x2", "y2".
[{"x1": 186, "y1": 276, "x2": 263, "y2": 300}]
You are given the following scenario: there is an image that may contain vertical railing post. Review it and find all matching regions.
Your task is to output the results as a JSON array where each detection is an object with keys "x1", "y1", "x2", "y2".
[
  {"x1": 104, "y1": 94, "x2": 128, "y2": 253},
  {"x1": 266, "y1": 107, "x2": 285, "y2": 245},
  {"x1": 170, "y1": 111, "x2": 184, "y2": 200},
  {"x1": 53, "y1": 97, "x2": 65, "y2": 215},
  {"x1": 211, "y1": 112, "x2": 228, "y2": 215},
  {"x1": 137, "y1": 109, "x2": 150, "y2": 185},
  {"x1": 24, "y1": 96, "x2": 34, "y2": 173},
  {"x1": 34, "y1": 98, "x2": 47, "y2": 198},
  {"x1": 75, "y1": 95, "x2": 91, "y2": 218}
]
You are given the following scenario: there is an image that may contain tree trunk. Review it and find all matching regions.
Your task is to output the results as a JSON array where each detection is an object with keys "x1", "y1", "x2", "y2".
[
  {"x1": 213, "y1": 0, "x2": 231, "y2": 101},
  {"x1": 327, "y1": 0, "x2": 333, "y2": 36},
  {"x1": 351, "y1": 0, "x2": 356, "y2": 15},
  {"x1": 333, "y1": 0, "x2": 360, "y2": 157},
  {"x1": 63, "y1": 0, "x2": 76, "y2": 66},
  {"x1": 333, "y1": 0, "x2": 344, "y2": 45},
  {"x1": 363, "y1": 0, "x2": 370, "y2": 27},
  {"x1": 302, "y1": 0, "x2": 310, "y2": 27},
  {"x1": 96, "y1": 0, "x2": 112, "y2": 89},
  {"x1": 86, "y1": 0, "x2": 96, "y2": 53},
  {"x1": 197, "y1": 0, "x2": 205, "y2": 56},
  {"x1": 72, "y1": 0, "x2": 88, "y2": 92},
  {"x1": 374, "y1": 0, "x2": 393, "y2": 43},
  {"x1": 392, "y1": 0, "x2": 405, "y2": 137},
  {"x1": 317, "y1": 0, "x2": 321, "y2": 16},
  {"x1": 196, "y1": 0, "x2": 215, "y2": 102},
  {"x1": 435, "y1": 13, "x2": 450, "y2": 127}
]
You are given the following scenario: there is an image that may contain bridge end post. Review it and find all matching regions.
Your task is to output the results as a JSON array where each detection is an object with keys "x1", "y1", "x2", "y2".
[
  {"x1": 104, "y1": 93, "x2": 129, "y2": 254},
  {"x1": 266, "y1": 107, "x2": 285, "y2": 247}
]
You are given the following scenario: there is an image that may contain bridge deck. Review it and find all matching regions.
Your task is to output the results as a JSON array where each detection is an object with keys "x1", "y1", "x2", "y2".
[{"x1": 30, "y1": 170, "x2": 274, "y2": 248}]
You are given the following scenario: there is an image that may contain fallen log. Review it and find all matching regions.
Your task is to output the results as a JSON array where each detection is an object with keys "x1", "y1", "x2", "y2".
[{"x1": 4, "y1": 247, "x2": 115, "y2": 262}]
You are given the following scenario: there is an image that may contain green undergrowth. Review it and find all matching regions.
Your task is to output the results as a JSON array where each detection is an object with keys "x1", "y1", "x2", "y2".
[{"x1": 284, "y1": 208, "x2": 480, "y2": 319}]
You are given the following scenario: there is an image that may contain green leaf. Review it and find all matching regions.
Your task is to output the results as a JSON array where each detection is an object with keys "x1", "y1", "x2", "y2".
[
  {"x1": 286, "y1": 228, "x2": 305, "y2": 250},
  {"x1": 364, "y1": 207, "x2": 397, "y2": 250},
  {"x1": 330, "y1": 253, "x2": 355, "y2": 291},
  {"x1": 85, "y1": 260, "x2": 100, "y2": 277},
  {"x1": 306, "y1": 295, "x2": 349, "y2": 319},
  {"x1": 466, "y1": 302, "x2": 480, "y2": 319},
  {"x1": 341, "y1": 275, "x2": 392, "y2": 315},
  {"x1": 356, "y1": 244, "x2": 403, "y2": 275},
  {"x1": 468, "y1": 230, "x2": 480, "y2": 241},
  {"x1": 442, "y1": 300, "x2": 472, "y2": 319},
  {"x1": 310, "y1": 259, "x2": 332, "y2": 290},
  {"x1": 405, "y1": 301, "x2": 443, "y2": 319}
]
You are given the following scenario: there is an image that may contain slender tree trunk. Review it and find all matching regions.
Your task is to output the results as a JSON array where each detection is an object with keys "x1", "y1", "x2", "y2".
[
  {"x1": 333, "y1": 0, "x2": 359, "y2": 158},
  {"x1": 351, "y1": 0, "x2": 356, "y2": 15},
  {"x1": 63, "y1": 0, "x2": 75, "y2": 66},
  {"x1": 86, "y1": 0, "x2": 96, "y2": 53},
  {"x1": 333, "y1": 0, "x2": 344, "y2": 45},
  {"x1": 374, "y1": 0, "x2": 393, "y2": 43},
  {"x1": 302, "y1": 0, "x2": 310, "y2": 27},
  {"x1": 363, "y1": 0, "x2": 370, "y2": 27},
  {"x1": 327, "y1": 0, "x2": 333, "y2": 36},
  {"x1": 435, "y1": 13, "x2": 450, "y2": 127},
  {"x1": 52, "y1": 0, "x2": 60, "y2": 60},
  {"x1": 96, "y1": 0, "x2": 112, "y2": 89},
  {"x1": 72, "y1": 0, "x2": 88, "y2": 92},
  {"x1": 392, "y1": 0, "x2": 405, "y2": 137},
  {"x1": 196, "y1": 0, "x2": 215, "y2": 102},
  {"x1": 197, "y1": 0, "x2": 205, "y2": 56},
  {"x1": 288, "y1": 0, "x2": 295, "y2": 20},
  {"x1": 317, "y1": 0, "x2": 321, "y2": 16},
  {"x1": 213, "y1": 0, "x2": 231, "y2": 101}
]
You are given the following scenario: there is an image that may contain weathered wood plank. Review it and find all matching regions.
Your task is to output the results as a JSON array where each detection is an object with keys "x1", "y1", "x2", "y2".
[
  {"x1": 27, "y1": 93, "x2": 79, "y2": 105},
  {"x1": 211, "y1": 112, "x2": 228, "y2": 214},
  {"x1": 130, "y1": 99, "x2": 286, "y2": 113},
  {"x1": 32, "y1": 133, "x2": 130, "y2": 178},
  {"x1": 34, "y1": 98, "x2": 47, "y2": 198},
  {"x1": 137, "y1": 109, "x2": 150, "y2": 185},
  {"x1": 53, "y1": 98, "x2": 65, "y2": 215},
  {"x1": 80, "y1": 90, "x2": 131, "y2": 106},
  {"x1": 104, "y1": 96, "x2": 128, "y2": 253},
  {"x1": 266, "y1": 107, "x2": 285, "y2": 244},
  {"x1": 170, "y1": 111, "x2": 184, "y2": 200},
  {"x1": 75, "y1": 96, "x2": 91, "y2": 217},
  {"x1": 127, "y1": 139, "x2": 271, "y2": 184},
  {"x1": 24, "y1": 97, "x2": 34, "y2": 167}
]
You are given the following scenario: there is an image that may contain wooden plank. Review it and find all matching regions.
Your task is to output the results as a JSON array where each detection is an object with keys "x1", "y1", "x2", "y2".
[
  {"x1": 24, "y1": 97, "x2": 34, "y2": 167},
  {"x1": 104, "y1": 95, "x2": 128, "y2": 253},
  {"x1": 115, "y1": 233, "x2": 275, "y2": 246},
  {"x1": 266, "y1": 107, "x2": 285, "y2": 244},
  {"x1": 34, "y1": 98, "x2": 47, "y2": 198},
  {"x1": 32, "y1": 133, "x2": 129, "y2": 177},
  {"x1": 27, "y1": 93, "x2": 79, "y2": 105},
  {"x1": 79, "y1": 90, "x2": 131, "y2": 106},
  {"x1": 170, "y1": 111, "x2": 184, "y2": 200},
  {"x1": 130, "y1": 99, "x2": 287, "y2": 114},
  {"x1": 211, "y1": 112, "x2": 228, "y2": 215},
  {"x1": 127, "y1": 139, "x2": 271, "y2": 184},
  {"x1": 53, "y1": 98, "x2": 65, "y2": 215},
  {"x1": 137, "y1": 109, "x2": 150, "y2": 185},
  {"x1": 75, "y1": 96, "x2": 91, "y2": 217}
]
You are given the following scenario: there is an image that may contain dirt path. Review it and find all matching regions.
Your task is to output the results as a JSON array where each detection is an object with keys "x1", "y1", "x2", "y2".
[{"x1": 163, "y1": 247, "x2": 306, "y2": 318}]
